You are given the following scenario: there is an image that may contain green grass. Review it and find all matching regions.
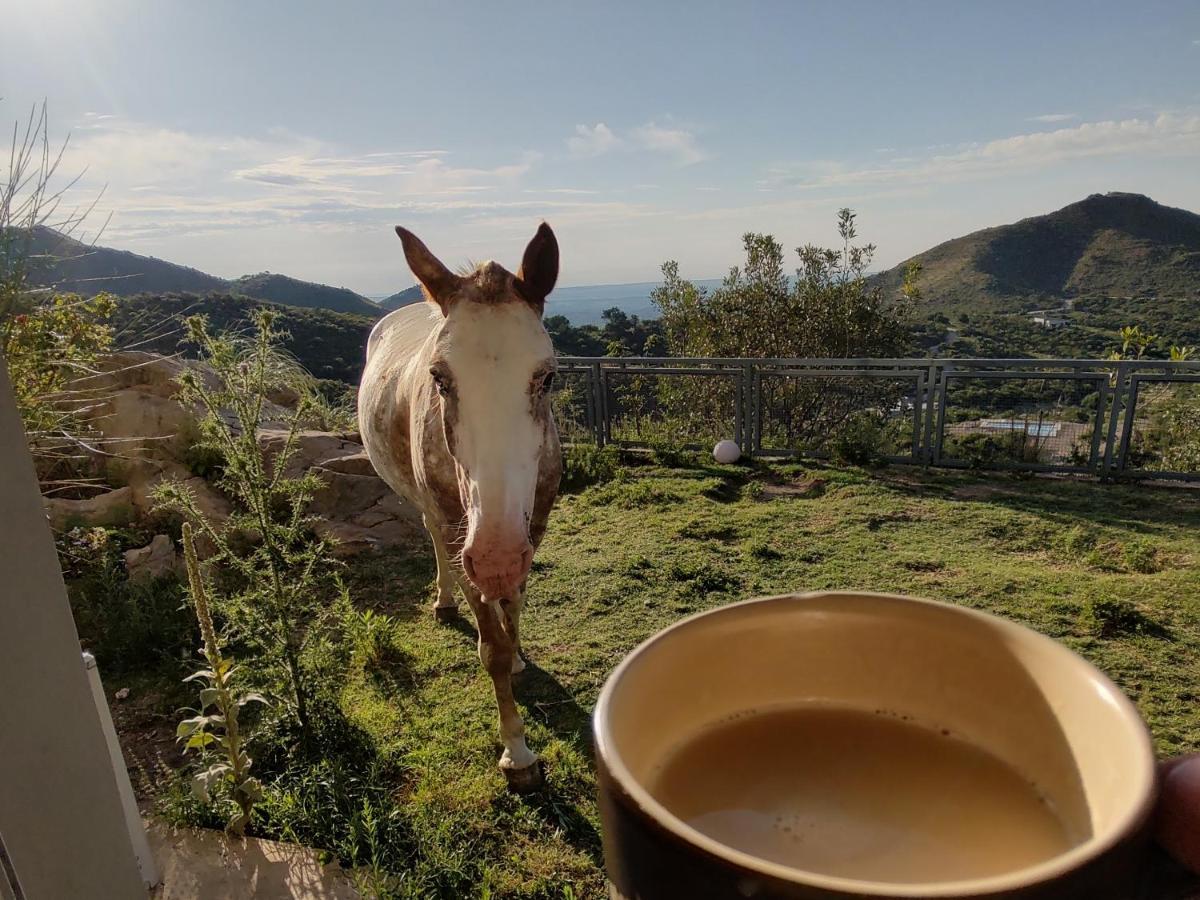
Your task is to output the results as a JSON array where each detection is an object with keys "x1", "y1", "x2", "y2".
[{"x1": 158, "y1": 459, "x2": 1200, "y2": 898}]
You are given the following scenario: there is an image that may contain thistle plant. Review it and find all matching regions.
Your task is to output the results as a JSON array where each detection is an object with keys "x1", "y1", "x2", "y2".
[
  {"x1": 155, "y1": 310, "x2": 340, "y2": 744},
  {"x1": 176, "y1": 522, "x2": 266, "y2": 836}
]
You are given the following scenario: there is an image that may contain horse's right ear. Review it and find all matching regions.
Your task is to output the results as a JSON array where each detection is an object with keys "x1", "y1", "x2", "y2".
[{"x1": 395, "y1": 227, "x2": 461, "y2": 314}]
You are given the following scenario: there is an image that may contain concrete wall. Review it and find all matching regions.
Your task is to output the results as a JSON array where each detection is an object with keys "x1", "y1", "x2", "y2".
[{"x1": 0, "y1": 362, "x2": 145, "y2": 899}]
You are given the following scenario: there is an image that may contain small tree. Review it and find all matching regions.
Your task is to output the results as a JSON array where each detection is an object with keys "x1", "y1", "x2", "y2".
[
  {"x1": 652, "y1": 209, "x2": 919, "y2": 450},
  {"x1": 155, "y1": 311, "x2": 340, "y2": 743}
]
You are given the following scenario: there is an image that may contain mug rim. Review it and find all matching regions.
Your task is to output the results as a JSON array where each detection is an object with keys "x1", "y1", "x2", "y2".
[{"x1": 592, "y1": 590, "x2": 1158, "y2": 897}]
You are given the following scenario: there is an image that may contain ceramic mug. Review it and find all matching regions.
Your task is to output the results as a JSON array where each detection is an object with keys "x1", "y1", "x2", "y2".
[{"x1": 594, "y1": 591, "x2": 1158, "y2": 899}]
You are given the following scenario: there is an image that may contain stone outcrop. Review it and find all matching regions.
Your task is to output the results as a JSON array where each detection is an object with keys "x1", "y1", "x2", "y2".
[
  {"x1": 44, "y1": 352, "x2": 422, "y2": 555},
  {"x1": 124, "y1": 534, "x2": 181, "y2": 581}
]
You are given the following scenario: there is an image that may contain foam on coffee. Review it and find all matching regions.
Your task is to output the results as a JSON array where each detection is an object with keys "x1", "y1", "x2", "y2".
[{"x1": 649, "y1": 705, "x2": 1076, "y2": 884}]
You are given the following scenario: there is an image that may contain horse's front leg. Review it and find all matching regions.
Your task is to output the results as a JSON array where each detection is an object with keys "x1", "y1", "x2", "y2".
[
  {"x1": 465, "y1": 587, "x2": 542, "y2": 792},
  {"x1": 500, "y1": 582, "x2": 527, "y2": 674},
  {"x1": 424, "y1": 515, "x2": 460, "y2": 622}
]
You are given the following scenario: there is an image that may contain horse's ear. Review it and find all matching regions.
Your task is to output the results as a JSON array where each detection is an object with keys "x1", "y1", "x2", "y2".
[
  {"x1": 516, "y1": 222, "x2": 558, "y2": 313},
  {"x1": 395, "y1": 226, "x2": 460, "y2": 314}
]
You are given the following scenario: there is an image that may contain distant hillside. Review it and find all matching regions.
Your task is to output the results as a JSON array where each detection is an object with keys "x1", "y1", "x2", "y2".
[
  {"x1": 25, "y1": 226, "x2": 227, "y2": 296},
  {"x1": 378, "y1": 285, "x2": 424, "y2": 311},
  {"x1": 110, "y1": 292, "x2": 374, "y2": 383},
  {"x1": 874, "y1": 193, "x2": 1200, "y2": 314},
  {"x1": 230, "y1": 272, "x2": 381, "y2": 317},
  {"x1": 25, "y1": 227, "x2": 384, "y2": 319}
]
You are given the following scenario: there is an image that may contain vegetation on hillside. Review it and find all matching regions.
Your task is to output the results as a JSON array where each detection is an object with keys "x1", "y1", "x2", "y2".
[
  {"x1": 230, "y1": 272, "x2": 381, "y2": 317},
  {"x1": 110, "y1": 291, "x2": 375, "y2": 383},
  {"x1": 872, "y1": 193, "x2": 1200, "y2": 316}
]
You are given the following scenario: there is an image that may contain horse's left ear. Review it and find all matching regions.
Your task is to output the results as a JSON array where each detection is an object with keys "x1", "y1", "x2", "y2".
[{"x1": 516, "y1": 222, "x2": 558, "y2": 312}]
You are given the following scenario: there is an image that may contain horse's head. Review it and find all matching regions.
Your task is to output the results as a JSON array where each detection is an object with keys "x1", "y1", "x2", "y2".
[{"x1": 396, "y1": 223, "x2": 560, "y2": 599}]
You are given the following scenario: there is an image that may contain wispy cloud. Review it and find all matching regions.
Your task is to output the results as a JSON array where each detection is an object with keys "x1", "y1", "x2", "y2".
[
  {"x1": 759, "y1": 112, "x2": 1200, "y2": 191},
  {"x1": 564, "y1": 120, "x2": 708, "y2": 165},
  {"x1": 567, "y1": 123, "x2": 621, "y2": 157},
  {"x1": 631, "y1": 121, "x2": 707, "y2": 165},
  {"x1": 1029, "y1": 113, "x2": 1079, "y2": 123},
  {"x1": 55, "y1": 120, "x2": 628, "y2": 243}
]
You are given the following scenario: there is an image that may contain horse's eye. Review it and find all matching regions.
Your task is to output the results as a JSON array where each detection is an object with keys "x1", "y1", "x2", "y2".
[
  {"x1": 431, "y1": 370, "x2": 449, "y2": 397},
  {"x1": 539, "y1": 371, "x2": 556, "y2": 394}
]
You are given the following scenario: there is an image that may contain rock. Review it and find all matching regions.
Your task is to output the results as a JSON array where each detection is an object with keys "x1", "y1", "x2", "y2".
[
  {"x1": 114, "y1": 687, "x2": 130, "y2": 702},
  {"x1": 315, "y1": 450, "x2": 377, "y2": 477},
  {"x1": 309, "y1": 469, "x2": 390, "y2": 519},
  {"x1": 124, "y1": 534, "x2": 181, "y2": 581},
  {"x1": 258, "y1": 429, "x2": 362, "y2": 479},
  {"x1": 45, "y1": 486, "x2": 135, "y2": 529}
]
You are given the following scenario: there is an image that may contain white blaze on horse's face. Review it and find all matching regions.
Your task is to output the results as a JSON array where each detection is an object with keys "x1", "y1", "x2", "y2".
[
  {"x1": 396, "y1": 224, "x2": 560, "y2": 601},
  {"x1": 434, "y1": 290, "x2": 556, "y2": 598}
]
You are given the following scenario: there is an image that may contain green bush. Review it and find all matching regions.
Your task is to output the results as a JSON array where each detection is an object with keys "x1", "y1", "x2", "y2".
[
  {"x1": 949, "y1": 433, "x2": 1003, "y2": 469},
  {"x1": 1086, "y1": 597, "x2": 1150, "y2": 637},
  {"x1": 560, "y1": 444, "x2": 620, "y2": 492},
  {"x1": 1122, "y1": 539, "x2": 1160, "y2": 574},
  {"x1": 60, "y1": 526, "x2": 195, "y2": 675},
  {"x1": 831, "y1": 413, "x2": 886, "y2": 466}
]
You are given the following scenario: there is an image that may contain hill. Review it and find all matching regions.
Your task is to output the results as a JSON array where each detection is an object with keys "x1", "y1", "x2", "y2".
[
  {"x1": 378, "y1": 285, "x2": 424, "y2": 311},
  {"x1": 25, "y1": 227, "x2": 384, "y2": 318},
  {"x1": 874, "y1": 193, "x2": 1200, "y2": 315},
  {"x1": 25, "y1": 226, "x2": 227, "y2": 296},
  {"x1": 110, "y1": 292, "x2": 374, "y2": 384},
  {"x1": 230, "y1": 272, "x2": 381, "y2": 317}
]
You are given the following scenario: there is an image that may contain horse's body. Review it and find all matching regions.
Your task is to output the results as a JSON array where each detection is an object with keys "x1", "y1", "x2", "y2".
[{"x1": 358, "y1": 224, "x2": 562, "y2": 790}]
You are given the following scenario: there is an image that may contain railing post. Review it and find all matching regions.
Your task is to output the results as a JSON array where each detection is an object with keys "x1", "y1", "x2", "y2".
[
  {"x1": 740, "y1": 363, "x2": 753, "y2": 455},
  {"x1": 931, "y1": 364, "x2": 950, "y2": 465},
  {"x1": 590, "y1": 361, "x2": 605, "y2": 447},
  {"x1": 1102, "y1": 362, "x2": 1129, "y2": 474}
]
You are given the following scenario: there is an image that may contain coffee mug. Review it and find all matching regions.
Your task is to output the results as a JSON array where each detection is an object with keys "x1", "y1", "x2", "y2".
[{"x1": 594, "y1": 591, "x2": 1158, "y2": 899}]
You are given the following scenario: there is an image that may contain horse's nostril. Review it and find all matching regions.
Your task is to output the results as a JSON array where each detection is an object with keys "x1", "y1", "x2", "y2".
[
  {"x1": 520, "y1": 547, "x2": 533, "y2": 571},
  {"x1": 462, "y1": 552, "x2": 478, "y2": 581}
]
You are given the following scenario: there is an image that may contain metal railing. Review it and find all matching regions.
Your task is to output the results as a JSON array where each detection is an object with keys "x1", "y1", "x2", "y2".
[{"x1": 555, "y1": 356, "x2": 1200, "y2": 481}]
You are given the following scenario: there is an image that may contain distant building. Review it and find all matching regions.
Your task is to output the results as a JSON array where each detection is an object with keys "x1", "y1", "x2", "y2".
[{"x1": 1030, "y1": 310, "x2": 1069, "y2": 329}]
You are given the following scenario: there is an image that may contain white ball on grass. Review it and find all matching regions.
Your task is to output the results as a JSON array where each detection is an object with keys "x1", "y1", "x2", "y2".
[{"x1": 713, "y1": 440, "x2": 741, "y2": 464}]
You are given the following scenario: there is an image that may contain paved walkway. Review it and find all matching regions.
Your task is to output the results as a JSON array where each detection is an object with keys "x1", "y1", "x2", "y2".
[{"x1": 147, "y1": 821, "x2": 359, "y2": 900}]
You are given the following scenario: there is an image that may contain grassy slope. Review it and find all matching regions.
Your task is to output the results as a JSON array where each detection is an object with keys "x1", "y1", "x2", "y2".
[{"x1": 327, "y1": 460, "x2": 1200, "y2": 897}]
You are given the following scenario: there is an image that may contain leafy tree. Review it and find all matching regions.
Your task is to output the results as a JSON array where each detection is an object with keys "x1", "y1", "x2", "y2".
[{"x1": 651, "y1": 209, "x2": 919, "y2": 449}]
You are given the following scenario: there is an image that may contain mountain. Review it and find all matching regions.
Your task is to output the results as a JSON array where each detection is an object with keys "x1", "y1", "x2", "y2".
[
  {"x1": 24, "y1": 227, "x2": 383, "y2": 318},
  {"x1": 378, "y1": 285, "x2": 424, "y2": 311},
  {"x1": 25, "y1": 226, "x2": 228, "y2": 296},
  {"x1": 230, "y1": 273, "x2": 381, "y2": 316},
  {"x1": 874, "y1": 193, "x2": 1200, "y2": 314}
]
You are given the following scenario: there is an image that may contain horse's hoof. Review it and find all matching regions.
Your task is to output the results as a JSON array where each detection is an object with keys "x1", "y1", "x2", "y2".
[
  {"x1": 501, "y1": 758, "x2": 545, "y2": 793},
  {"x1": 433, "y1": 605, "x2": 459, "y2": 624}
]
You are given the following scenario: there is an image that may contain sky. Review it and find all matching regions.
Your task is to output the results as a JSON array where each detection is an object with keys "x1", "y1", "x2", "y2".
[{"x1": 3, "y1": 0, "x2": 1199, "y2": 295}]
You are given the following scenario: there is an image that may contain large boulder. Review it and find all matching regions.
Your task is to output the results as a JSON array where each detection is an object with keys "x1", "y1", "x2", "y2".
[
  {"x1": 124, "y1": 534, "x2": 181, "y2": 582},
  {"x1": 45, "y1": 486, "x2": 135, "y2": 529}
]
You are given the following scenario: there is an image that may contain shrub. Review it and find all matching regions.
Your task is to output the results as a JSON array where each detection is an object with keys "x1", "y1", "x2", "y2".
[
  {"x1": 154, "y1": 311, "x2": 343, "y2": 744},
  {"x1": 1086, "y1": 597, "x2": 1150, "y2": 637},
  {"x1": 950, "y1": 433, "x2": 1003, "y2": 469},
  {"x1": 59, "y1": 525, "x2": 195, "y2": 674},
  {"x1": 831, "y1": 412, "x2": 886, "y2": 466},
  {"x1": 560, "y1": 444, "x2": 620, "y2": 492},
  {"x1": 1122, "y1": 539, "x2": 1160, "y2": 574}
]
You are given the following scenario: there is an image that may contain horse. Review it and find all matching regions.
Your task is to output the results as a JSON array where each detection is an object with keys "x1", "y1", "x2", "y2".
[{"x1": 357, "y1": 223, "x2": 562, "y2": 791}]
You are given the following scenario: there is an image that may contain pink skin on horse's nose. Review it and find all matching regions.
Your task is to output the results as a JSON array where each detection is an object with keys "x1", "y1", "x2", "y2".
[{"x1": 462, "y1": 539, "x2": 534, "y2": 599}]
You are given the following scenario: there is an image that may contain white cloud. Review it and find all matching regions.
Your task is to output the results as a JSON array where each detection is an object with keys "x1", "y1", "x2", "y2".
[
  {"x1": 631, "y1": 121, "x2": 707, "y2": 165},
  {"x1": 567, "y1": 123, "x2": 621, "y2": 157},
  {"x1": 1029, "y1": 113, "x2": 1079, "y2": 123},
  {"x1": 759, "y1": 112, "x2": 1200, "y2": 190}
]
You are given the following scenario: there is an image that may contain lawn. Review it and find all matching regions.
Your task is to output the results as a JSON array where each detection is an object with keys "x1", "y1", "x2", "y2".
[{"x1": 145, "y1": 456, "x2": 1200, "y2": 898}]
